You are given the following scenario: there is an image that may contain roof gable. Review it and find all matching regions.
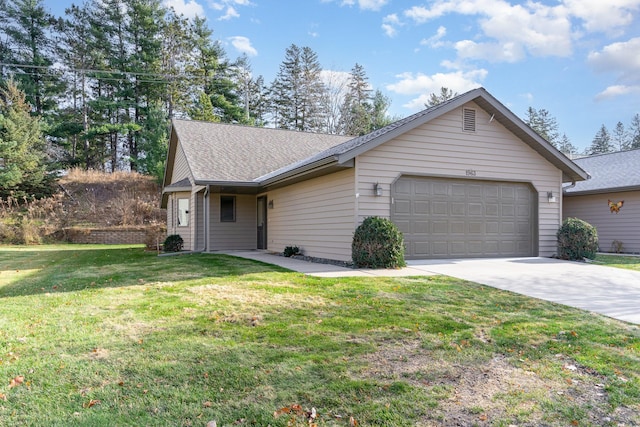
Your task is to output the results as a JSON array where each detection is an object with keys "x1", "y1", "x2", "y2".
[
  {"x1": 168, "y1": 120, "x2": 351, "y2": 184},
  {"x1": 258, "y1": 88, "x2": 588, "y2": 184},
  {"x1": 564, "y1": 149, "x2": 640, "y2": 195}
]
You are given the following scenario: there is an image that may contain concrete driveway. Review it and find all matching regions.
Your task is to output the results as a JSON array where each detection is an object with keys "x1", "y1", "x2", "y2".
[
  {"x1": 407, "y1": 257, "x2": 640, "y2": 325},
  {"x1": 224, "y1": 251, "x2": 640, "y2": 325}
]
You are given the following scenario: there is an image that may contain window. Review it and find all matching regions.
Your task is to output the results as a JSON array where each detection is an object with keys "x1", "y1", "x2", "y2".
[
  {"x1": 177, "y1": 198, "x2": 190, "y2": 227},
  {"x1": 220, "y1": 196, "x2": 236, "y2": 222}
]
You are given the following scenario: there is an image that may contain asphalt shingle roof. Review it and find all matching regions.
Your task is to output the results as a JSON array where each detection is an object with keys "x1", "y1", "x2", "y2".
[
  {"x1": 565, "y1": 149, "x2": 640, "y2": 194},
  {"x1": 171, "y1": 119, "x2": 352, "y2": 183}
]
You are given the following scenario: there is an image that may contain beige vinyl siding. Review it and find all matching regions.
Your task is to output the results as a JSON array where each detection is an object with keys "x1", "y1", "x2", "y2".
[
  {"x1": 194, "y1": 191, "x2": 205, "y2": 251},
  {"x1": 268, "y1": 168, "x2": 356, "y2": 262},
  {"x1": 564, "y1": 191, "x2": 640, "y2": 254},
  {"x1": 356, "y1": 101, "x2": 563, "y2": 257},
  {"x1": 209, "y1": 194, "x2": 256, "y2": 250},
  {"x1": 171, "y1": 191, "x2": 193, "y2": 251},
  {"x1": 171, "y1": 144, "x2": 191, "y2": 183}
]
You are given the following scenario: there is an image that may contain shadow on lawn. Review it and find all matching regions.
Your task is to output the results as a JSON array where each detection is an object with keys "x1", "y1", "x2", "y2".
[{"x1": 0, "y1": 247, "x2": 289, "y2": 298}]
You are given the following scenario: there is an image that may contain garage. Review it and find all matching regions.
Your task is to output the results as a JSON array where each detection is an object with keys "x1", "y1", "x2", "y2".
[{"x1": 392, "y1": 176, "x2": 537, "y2": 259}]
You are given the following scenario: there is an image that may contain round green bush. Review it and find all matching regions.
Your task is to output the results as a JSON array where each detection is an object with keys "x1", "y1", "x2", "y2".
[
  {"x1": 352, "y1": 216, "x2": 406, "y2": 268},
  {"x1": 556, "y1": 217, "x2": 598, "y2": 260},
  {"x1": 163, "y1": 234, "x2": 184, "y2": 252}
]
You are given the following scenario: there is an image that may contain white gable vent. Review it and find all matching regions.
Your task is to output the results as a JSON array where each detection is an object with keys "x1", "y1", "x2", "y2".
[{"x1": 462, "y1": 108, "x2": 476, "y2": 132}]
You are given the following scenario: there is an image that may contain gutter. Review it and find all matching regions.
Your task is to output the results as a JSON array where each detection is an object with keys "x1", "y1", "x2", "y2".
[{"x1": 258, "y1": 156, "x2": 340, "y2": 187}]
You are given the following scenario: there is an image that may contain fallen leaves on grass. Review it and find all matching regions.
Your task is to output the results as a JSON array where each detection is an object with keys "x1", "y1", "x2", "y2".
[
  {"x1": 83, "y1": 399, "x2": 101, "y2": 408},
  {"x1": 8, "y1": 375, "x2": 24, "y2": 388}
]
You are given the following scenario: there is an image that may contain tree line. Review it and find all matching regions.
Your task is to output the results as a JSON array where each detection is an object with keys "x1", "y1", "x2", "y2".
[
  {"x1": 525, "y1": 107, "x2": 640, "y2": 157},
  {"x1": 0, "y1": 0, "x2": 396, "y2": 199}
]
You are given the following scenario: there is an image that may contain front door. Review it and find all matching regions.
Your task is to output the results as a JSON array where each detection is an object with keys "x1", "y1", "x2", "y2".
[{"x1": 257, "y1": 196, "x2": 267, "y2": 249}]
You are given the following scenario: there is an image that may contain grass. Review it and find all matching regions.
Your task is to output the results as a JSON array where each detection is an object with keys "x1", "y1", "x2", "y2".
[
  {"x1": 0, "y1": 245, "x2": 639, "y2": 426},
  {"x1": 594, "y1": 253, "x2": 640, "y2": 271}
]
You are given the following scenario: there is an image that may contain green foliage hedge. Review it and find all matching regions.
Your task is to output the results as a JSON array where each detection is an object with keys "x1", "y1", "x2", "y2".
[
  {"x1": 352, "y1": 216, "x2": 406, "y2": 268},
  {"x1": 163, "y1": 234, "x2": 184, "y2": 252},
  {"x1": 556, "y1": 217, "x2": 598, "y2": 260}
]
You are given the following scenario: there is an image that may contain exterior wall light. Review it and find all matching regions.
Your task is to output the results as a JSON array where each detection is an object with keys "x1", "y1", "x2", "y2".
[
  {"x1": 547, "y1": 191, "x2": 557, "y2": 203},
  {"x1": 374, "y1": 183, "x2": 383, "y2": 197}
]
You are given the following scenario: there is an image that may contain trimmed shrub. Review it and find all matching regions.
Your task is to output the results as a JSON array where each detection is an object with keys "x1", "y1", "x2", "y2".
[
  {"x1": 352, "y1": 216, "x2": 406, "y2": 268},
  {"x1": 556, "y1": 217, "x2": 598, "y2": 260},
  {"x1": 163, "y1": 234, "x2": 184, "y2": 252},
  {"x1": 283, "y1": 245, "x2": 300, "y2": 257}
]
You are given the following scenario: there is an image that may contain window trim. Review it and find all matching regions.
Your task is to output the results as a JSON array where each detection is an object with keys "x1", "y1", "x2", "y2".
[{"x1": 220, "y1": 195, "x2": 236, "y2": 222}]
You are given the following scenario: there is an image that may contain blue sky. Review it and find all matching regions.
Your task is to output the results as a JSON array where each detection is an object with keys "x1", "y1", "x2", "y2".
[{"x1": 45, "y1": 0, "x2": 640, "y2": 152}]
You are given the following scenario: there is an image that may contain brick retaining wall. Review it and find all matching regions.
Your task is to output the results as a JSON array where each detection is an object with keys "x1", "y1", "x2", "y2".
[{"x1": 64, "y1": 227, "x2": 166, "y2": 247}]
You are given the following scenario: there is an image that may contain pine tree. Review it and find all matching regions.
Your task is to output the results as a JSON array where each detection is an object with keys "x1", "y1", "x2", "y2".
[
  {"x1": 589, "y1": 124, "x2": 613, "y2": 155},
  {"x1": 425, "y1": 87, "x2": 457, "y2": 107},
  {"x1": 629, "y1": 114, "x2": 640, "y2": 150},
  {"x1": 370, "y1": 90, "x2": 395, "y2": 131},
  {"x1": 612, "y1": 121, "x2": 629, "y2": 151},
  {"x1": 189, "y1": 92, "x2": 218, "y2": 122},
  {"x1": 160, "y1": 10, "x2": 191, "y2": 120},
  {"x1": 558, "y1": 133, "x2": 577, "y2": 157},
  {"x1": 0, "y1": 80, "x2": 51, "y2": 199},
  {"x1": 137, "y1": 101, "x2": 168, "y2": 183},
  {"x1": 271, "y1": 44, "x2": 326, "y2": 132},
  {"x1": 525, "y1": 107, "x2": 560, "y2": 148},
  {"x1": 339, "y1": 63, "x2": 372, "y2": 136},
  {"x1": 126, "y1": 0, "x2": 166, "y2": 171},
  {"x1": 2, "y1": 0, "x2": 65, "y2": 117}
]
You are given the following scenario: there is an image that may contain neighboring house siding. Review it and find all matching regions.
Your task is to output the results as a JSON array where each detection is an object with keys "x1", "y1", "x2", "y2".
[
  {"x1": 209, "y1": 194, "x2": 256, "y2": 250},
  {"x1": 356, "y1": 101, "x2": 562, "y2": 257},
  {"x1": 564, "y1": 191, "x2": 640, "y2": 254},
  {"x1": 268, "y1": 168, "x2": 356, "y2": 262}
]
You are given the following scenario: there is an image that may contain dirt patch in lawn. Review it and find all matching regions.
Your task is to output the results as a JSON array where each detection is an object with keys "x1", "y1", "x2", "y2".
[{"x1": 357, "y1": 340, "x2": 639, "y2": 426}]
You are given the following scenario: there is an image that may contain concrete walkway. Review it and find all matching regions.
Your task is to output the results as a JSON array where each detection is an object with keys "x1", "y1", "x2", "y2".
[{"x1": 222, "y1": 251, "x2": 640, "y2": 325}]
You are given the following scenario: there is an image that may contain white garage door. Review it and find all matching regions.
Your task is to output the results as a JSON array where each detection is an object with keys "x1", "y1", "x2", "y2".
[{"x1": 392, "y1": 176, "x2": 537, "y2": 259}]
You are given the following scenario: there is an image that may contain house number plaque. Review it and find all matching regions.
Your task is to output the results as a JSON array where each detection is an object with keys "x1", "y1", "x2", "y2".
[{"x1": 465, "y1": 169, "x2": 477, "y2": 176}]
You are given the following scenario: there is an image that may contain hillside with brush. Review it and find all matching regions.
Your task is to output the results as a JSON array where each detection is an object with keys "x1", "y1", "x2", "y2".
[{"x1": 0, "y1": 169, "x2": 165, "y2": 245}]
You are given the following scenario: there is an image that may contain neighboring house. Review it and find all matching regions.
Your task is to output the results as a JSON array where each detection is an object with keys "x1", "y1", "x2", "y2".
[
  {"x1": 563, "y1": 149, "x2": 640, "y2": 254},
  {"x1": 162, "y1": 87, "x2": 587, "y2": 262}
]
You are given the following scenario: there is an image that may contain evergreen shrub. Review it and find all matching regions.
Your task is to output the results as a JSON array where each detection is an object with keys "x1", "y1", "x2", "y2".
[
  {"x1": 352, "y1": 216, "x2": 406, "y2": 268},
  {"x1": 556, "y1": 217, "x2": 598, "y2": 260},
  {"x1": 163, "y1": 234, "x2": 184, "y2": 252}
]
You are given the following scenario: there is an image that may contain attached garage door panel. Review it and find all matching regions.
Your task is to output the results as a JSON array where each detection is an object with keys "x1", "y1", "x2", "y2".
[{"x1": 392, "y1": 177, "x2": 536, "y2": 259}]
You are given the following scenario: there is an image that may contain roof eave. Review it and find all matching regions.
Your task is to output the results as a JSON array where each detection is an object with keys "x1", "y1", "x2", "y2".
[
  {"x1": 564, "y1": 184, "x2": 640, "y2": 196},
  {"x1": 259, "y1": 156, "x2": 353, "y2": 190}
]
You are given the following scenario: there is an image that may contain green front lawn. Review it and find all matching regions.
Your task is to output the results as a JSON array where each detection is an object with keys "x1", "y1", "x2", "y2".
[
  {"x1": 594, "y1": 254, "x2": 640, "y2": 271},
  {"x1": 0, "y1": 245, "x2": 638, "y2": 426}
]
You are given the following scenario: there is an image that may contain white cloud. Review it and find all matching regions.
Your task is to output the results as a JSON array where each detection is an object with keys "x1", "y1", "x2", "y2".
[
  {"x1": 405, "y1": 0, "x2": 574, "y2": 61},
  {"x1": 420, "y1": 26, "x2": 447, "y2": 48},
  {"x1": 219, "y1": 5, "x2": 240, "y2": 20},
  {"x1": 401, "y1": 0, "x2": 640, "y2": 63},
  {"x1": 563, "y1": 0, "x2": 640, "y2": 34},
  {"x1": 588, "y1": 37, "x2": 640, "y2": 82},
  {"x1": 382, "y1": 14, "x2": 402, "y2": 37},
  {"x1": 228, "y1": 36, "x2": 257, "y2": 56},
  {"x1": 386, "y1": 69, "x2": 487, "y2": 110},
  {"x1": 340, "y1": 0, "x2": 388, "y2": 11},
  {"x1": 163, "y1": 0, "x2": 205, "y2": 19},
  {"x1": 209, "y1": 0, "x2": 251, "y2": 19},
  {"x1": 588, "y1": 37, "x2": 640, "y2": 99},
  {"x1": 595, "y1": 84, "x2": 640, "y2": 100}
]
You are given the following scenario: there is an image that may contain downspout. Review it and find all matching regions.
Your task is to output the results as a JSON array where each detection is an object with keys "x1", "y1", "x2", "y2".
[
  {"x1": 564, "y1": 180, "x2": 577, "y2": 191},
  {"x1": 204, "y1": 186, "x2": 209, "y2": 252}
]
